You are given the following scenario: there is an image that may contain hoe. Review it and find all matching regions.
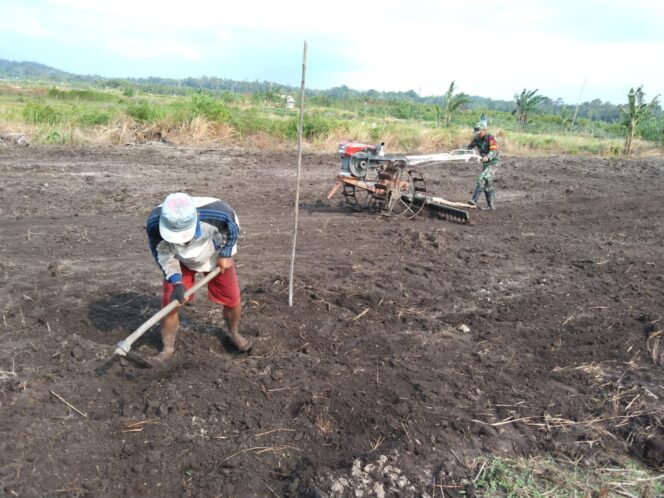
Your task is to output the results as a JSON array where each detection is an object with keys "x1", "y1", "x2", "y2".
[
  {"x1": 97, "y1": 268, "x2": 221, "y2": 374},
  {"x1": 326, "y1": 142, "x2": 478, "y2": 222}
]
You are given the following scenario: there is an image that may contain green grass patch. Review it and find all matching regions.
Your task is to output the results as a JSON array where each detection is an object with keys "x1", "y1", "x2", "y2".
[
  {"x1": 126, "y1": 100, "x2": 162, "y2": 122},
  {"x1": 285, "y1": 113, "x2": 345, "y2": 140},
  {"x1": 504, "y1": 131, "x2": 624, "y2": 156},
  {"x1": 47, "y1": 87, "x2": 115, "y2": 102},
  {"x1": 23, "y1": 102, "x2": 62, "y2": 125},
  {"x1": 35, "y1": 127, "x2": 74, "y2": 145},
  {"x1": 474, "y1": 456, "x2": 663, "y2": 497},
  {"x1": 76, "y1": 108, "x2": 113, "y2": 127},
  {"x1": 183, "y1": 94, "x2": 231, "y2": 122},
  {"x1": 228, "y1": 108, "x2": 290, "y2": 138}
]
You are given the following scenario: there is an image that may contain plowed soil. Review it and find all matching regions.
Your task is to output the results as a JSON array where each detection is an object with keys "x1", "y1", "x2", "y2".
[{"x1": 1, "y1": 144, "x2": 663, "y2": 497}]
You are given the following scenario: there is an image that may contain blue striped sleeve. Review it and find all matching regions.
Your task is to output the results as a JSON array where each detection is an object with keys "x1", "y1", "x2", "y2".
[
  {"x1": 220, "y1": 216, "x2": 239, "y2": 258},
  {"x1": 146, "y1": 209, "x2": 163, "y2": 267},
  {"x1": 195, "y1": 199, "x2": 240, "y2": 257}
]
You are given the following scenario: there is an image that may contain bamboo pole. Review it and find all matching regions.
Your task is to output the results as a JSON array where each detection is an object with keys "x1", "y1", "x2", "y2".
[
  {"x1": 569, "y1": 77, "x2": 586, "y2": 134},
  {"x1": 288, "y1": 41, "x2": 307, "y2": 307}
]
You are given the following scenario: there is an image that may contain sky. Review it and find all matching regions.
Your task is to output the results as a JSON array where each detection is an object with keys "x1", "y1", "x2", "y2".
[{"x1": 1, "y1": 0, "x2": 663, "y2": 105}]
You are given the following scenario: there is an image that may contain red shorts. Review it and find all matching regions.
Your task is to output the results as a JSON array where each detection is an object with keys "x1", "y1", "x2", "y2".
[{"x1": 162, "y1": 264, "x2": 241, "y2": 309}]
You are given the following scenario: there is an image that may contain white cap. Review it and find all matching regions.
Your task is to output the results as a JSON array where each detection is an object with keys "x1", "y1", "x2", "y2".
[{"x1": 159, "y1": 193, "x2": 198, "y2": 244}]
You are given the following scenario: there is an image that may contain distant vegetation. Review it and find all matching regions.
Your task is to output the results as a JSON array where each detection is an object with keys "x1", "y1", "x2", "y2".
[{"x1": 1, "y1": 59, "x2": 662, "y2": 154}]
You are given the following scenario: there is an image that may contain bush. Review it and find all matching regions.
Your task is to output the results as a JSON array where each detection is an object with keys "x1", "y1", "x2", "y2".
[
  {"x1": 188, "y1": 94, "x2": 230, "y2": 122},
  {"x1": 38, "y1": 129, "x2": 72, "y2": 144},
  {"x1": 127, "y1": 101, "x2": 161, "y2": 122},
  {"x1": 77, "y1": 109, "x2": 112, "y2": 127},
  {"x1": 47, "y1": 87, "x2": 111, "y2": 101},
  {"x1": 43, "y1": 130, "x2": 63, "y2": 144},
  {"x1": 228, "y1": 108, "x2": 265, "y2": 135},
  {"x1": 23, "y1": 102, "x2": 61, "y2": 125},
  {"x1": 170, "y1": 95, "x2": 231, "y2": 124},
  {"x1": 286, "y1": 114, "x2": 338, "y2": 139}
]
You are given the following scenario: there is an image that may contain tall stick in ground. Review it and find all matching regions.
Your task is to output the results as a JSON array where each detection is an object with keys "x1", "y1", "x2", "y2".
[{"x1": 288, "y1": 41, "x2": 308, "y2": 307}]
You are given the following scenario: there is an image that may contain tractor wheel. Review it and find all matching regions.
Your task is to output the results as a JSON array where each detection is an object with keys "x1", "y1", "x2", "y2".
[
  {"x1": 386, "y1": 167, "x2": 426, "y2": 218},
  {"x1": 342, "y1": 183, "x2": 373, "y2": 210}
]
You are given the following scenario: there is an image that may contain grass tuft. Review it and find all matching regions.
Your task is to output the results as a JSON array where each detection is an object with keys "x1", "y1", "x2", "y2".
[{"x1": 474, "y1": 456, "x2": 664, "y2": 497}]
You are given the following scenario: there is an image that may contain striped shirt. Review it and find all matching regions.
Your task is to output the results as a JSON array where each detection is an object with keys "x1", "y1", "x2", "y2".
[{"x1": 146, "y1": 197, "x2": 240, "y2": 282}]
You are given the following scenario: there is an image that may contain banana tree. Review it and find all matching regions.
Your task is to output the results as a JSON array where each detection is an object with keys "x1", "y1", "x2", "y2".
[
  {"x1": 621, "y1": 86, "x2": 659, "y2": 155},
  {"x1": 513, "y1": 89, "x2": 545, "y2": 130},
  {"x1": 441, "y1": 81, "x2": 469, "y2": 128}
]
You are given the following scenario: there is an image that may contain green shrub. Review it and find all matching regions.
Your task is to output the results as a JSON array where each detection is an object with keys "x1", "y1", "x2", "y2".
[
  {"x1": 77, "y1": 109, "x2": 113, "y2": 127},
  {"x1": 127, "y1": 101, "x2": 161, "y2": 122},
  {"x1": 47, "y1": 87, "x2": 111, "y2": 101},
  {"x1": 23, "y1": 102, "x2": 61, "y2": 125},
  {"x1": 286, "y1": 114, "x2": 338, "y2": 139},
  {"x1": 608, "y1": 143, "x2": 622, "y2": 156},
  {"x1": 188, "y1": 94, "x2": 230, "y2": 122},
  {"x1": 170, "y1": 94, "x2": 231, "y2": 124},
  {"x1": 228, "y1": 108, "x2": 263, "y2": 135},
  {"x1": 43, "y1": 130, "x2": 62, "y2": 144},
  {"x1": 39, "y1": 129, "x2": 72, "y2": 144}
]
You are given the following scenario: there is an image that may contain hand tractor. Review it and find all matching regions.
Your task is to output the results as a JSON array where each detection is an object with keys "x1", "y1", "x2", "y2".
[{"x1": 326, "y1": 142, "x2": 479, "y2": 223}]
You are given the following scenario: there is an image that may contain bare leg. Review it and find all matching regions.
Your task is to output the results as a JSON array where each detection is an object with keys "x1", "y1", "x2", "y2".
[
  {"x1": 152, "y1": 309, "x2": 179, "y2": 362},
  {"x1": 223, "y1": 303, "x2": 252, "y2": 352}
]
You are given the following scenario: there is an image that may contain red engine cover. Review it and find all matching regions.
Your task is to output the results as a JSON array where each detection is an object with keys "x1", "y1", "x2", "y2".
[{"x1": 339, "y1": 142, "x2": 376, "y2": 157}]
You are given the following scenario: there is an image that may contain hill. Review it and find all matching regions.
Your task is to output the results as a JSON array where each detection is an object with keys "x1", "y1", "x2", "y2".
[{"x1": 0, "y1": 59, "x2": 79, "y2": 81}]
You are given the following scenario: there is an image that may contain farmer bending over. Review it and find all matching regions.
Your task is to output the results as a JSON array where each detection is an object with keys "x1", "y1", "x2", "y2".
[
  {"x1": 146, "y1": 193, "x2": 252, "y2": 363},
  {"x1": 467, "y1": 119, "x2": 500, "y2": 210}
]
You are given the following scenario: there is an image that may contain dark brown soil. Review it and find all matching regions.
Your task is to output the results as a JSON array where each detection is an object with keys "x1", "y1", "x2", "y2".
[{"x1": 0, "y1": 144, "x2": 663, "y2": 497}]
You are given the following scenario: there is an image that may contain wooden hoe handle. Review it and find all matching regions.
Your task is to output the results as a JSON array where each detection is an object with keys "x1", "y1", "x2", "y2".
[{"x1": 114, "y1": 267, "x2": 222, "y2": 356}]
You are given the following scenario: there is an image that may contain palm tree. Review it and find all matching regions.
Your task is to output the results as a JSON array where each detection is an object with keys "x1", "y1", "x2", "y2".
[
  {"x1": 621, "y1": 86, "x2": 659, "y2": 155},
  {"x1": 513, "y1": 89, "x2": 545, "y2": 130},
  {"x1": 441, "y1": 81, "x2": 469, "y2": 127}
]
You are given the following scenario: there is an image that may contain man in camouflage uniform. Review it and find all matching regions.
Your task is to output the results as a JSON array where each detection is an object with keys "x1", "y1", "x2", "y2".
[{"x1": 466, "y1": 120, "x2": 499, "y2": 210}]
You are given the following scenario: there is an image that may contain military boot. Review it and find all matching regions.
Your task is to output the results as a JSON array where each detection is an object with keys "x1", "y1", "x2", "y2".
[
  {"x1": 469, "y1": 184, "x2": 482, "y2": 206},
  {"x1": 481, "y1": 190, "x2": 496, "y2": 210}
]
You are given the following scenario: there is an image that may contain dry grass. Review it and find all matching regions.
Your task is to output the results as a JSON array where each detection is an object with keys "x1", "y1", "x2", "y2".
[
  {"x1": 119, "y1": 419, "x2": 160, "y2": 433},
  {"x1": 2, "y1": 111, "x2": 662, "y2": 158},
  {"x1": 553, "y1": 361, "x2": 608, "y2": 382},
  {"x1": 0, "y1": 122, "x2": 34, "y2": 136},
  {"x1": 369, "y1": 435, "x2": 386, "y2": 452},
  {"x1": 88, "y1": 116, "x2": 232, "y2": 146},
  {"x1": 315, "y1": 413, "x2": 334, "y2": 434},
  {"x1": 474, "y1": 455, "x2": 664, "y2": 497},
  {"x1": 419, "y1": 128, "x2": 469, "y2": 151},
  {"x1": 0, "y1": 358, "x2": 17, "y2": 381},
  {"x1": 0, "y1": 84, "x2": 48, "y2": 96},
  {"x1": 646, "y1": 330, "x2": 662, "y2": 365},
  {"x1": 167, "y1": 116, "x2": 234, "y2": 145}
]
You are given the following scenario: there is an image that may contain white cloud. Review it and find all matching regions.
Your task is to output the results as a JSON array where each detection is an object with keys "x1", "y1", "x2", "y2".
[
  {"x1": 2, "y1": 0, "x2": 661, "y2": 103},
  {"x1": 104, "y1": 38, "x2": 203, "y2": 61},
  {"x1": 0, "y1": 5, "x2": 49, "y2": 38},
  {"x1": 215, "y1": 30, "x2": 233, "y2": 42}
]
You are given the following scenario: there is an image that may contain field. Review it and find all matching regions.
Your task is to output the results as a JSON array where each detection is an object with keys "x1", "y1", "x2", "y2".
[
  {"x1": 1, "y1": 143, "x2": 663, "y2": 497},
  {"x1": 0, "y1": 82, "x2": 645, "y2": 157}
]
